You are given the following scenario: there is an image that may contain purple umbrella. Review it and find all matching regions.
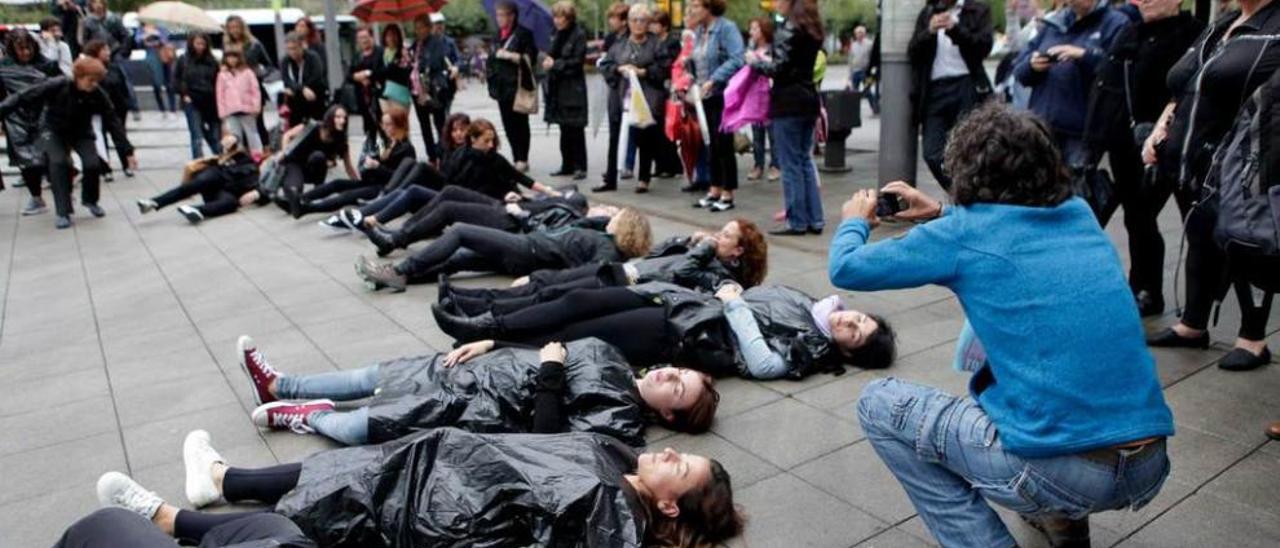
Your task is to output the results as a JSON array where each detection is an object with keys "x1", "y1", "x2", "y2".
[{"x1": 483, "y1": 0, "x2": 553, "y2": 51}]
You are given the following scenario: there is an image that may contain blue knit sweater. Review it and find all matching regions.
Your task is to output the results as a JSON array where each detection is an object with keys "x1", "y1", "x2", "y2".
[{"x1": 829, "y1": 198, "x2": 1174, "y2": 458}]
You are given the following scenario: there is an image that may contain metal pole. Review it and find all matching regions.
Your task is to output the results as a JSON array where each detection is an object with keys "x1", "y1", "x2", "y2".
[
  {"x1": 272, "y1": 0, "x2": 287, "y2": 65},
  {"x1": 877, "y1": 0, "x2": 924, "y2": 185},
  {"x1": 324, "y1": 0, "x2": 343, "y2": 94}
]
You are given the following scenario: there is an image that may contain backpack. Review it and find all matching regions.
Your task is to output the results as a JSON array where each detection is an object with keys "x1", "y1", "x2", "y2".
[{"x1": 1208, "y1": 69, "x2": 1280, "y2": 291}]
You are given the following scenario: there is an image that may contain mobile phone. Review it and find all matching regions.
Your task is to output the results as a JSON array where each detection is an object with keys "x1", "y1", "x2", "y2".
[
  {"x1": 1042, "y1": 51, "x2": 1063, "y2": 63},
  {"x1": 875, "y1": 192, "x2": 907, "y2": 218}
]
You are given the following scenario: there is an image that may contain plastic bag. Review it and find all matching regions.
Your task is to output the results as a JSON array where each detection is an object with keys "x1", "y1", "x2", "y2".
[{"x1": 626, "y1": 71, "x2": 655, "y2": 128}]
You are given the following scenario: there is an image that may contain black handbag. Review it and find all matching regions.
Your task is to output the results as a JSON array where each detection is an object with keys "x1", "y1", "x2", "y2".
[{"x1": 1073, "y1": 166, "x2": 1115, "y2": 217}]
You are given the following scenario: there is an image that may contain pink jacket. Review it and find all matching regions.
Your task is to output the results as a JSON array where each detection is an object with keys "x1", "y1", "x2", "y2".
[
  {"x1": 720, "y1": 65, "x2": 771, "y2": 134},
  {"x1": 216, "y1": 67, "x2": 261, "y2": 118}
]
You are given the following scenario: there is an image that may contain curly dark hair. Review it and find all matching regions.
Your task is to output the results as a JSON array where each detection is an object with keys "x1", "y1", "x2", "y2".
[
  {"x1": 4, "y1": 28, "x2": 46, "y2": 65},
  {"x1": 842, "y1": 314, "x2": 896, "y2": 370},
  {"x1": 943, "y1": 101, "x2": 1072, "y2": 208}
]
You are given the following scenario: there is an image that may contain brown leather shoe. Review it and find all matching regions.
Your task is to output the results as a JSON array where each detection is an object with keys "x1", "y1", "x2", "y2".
[{"x1": 1267, "y1": 421, "x2": 1280, "y2": 441}]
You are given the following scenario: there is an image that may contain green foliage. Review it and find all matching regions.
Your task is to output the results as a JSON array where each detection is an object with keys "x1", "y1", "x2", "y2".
[{"x1": 441, "y1": 0, "x2": 493, "y2": 36}]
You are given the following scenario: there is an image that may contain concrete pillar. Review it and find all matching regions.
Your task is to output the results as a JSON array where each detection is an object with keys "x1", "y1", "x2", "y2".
[
  {"x1": 878, "y1": 0, "x2": 926, "y2": 185},
  {"x1": 324, "y1": 0, "x2": 343, "y2": 94}
]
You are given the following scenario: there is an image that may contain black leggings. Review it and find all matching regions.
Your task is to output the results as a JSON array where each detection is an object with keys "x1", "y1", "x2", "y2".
[
  {"x1": 152, "y1": 168, "x2": 244, "y2": 219},
  {"x1": 1095, "y1": 141, "x2": 1164, "y2": 295},
  {"x1": 19, "y1": 167, "x2": 43, "y2": 199},
  {"x1": 396, "y1": 224, "x2": 542, "y2": 282},
  {"x1": 447, "y1": 263, "x2": 627, "y2": 315},
  {"x1": 396, "y1": 186, "x2": 515, "y2": 246},
  {"x1": 299, "y1": 177, "x2": 383, "y2": 214},
  {"x1": 54, "y1": 507, "x2": 310, "y2": 548},
  {"x1": 499, "y1": 101, "x2": 531, "y2": 163},
  {"x1": 281, "y1": 151, "x2": 330, "y2": 199},
  {"x1": 483, "y1": 287, "x2": 669, "y2": 366},
  {"x1": 703, "y1": 95, "x2": 738, "y2": 191},
  {"x1": 559, "y1": 124, "x2": 587, "y2": 173},
  {"x1": 223, "y1": 462, "x2": 303, "y2": 504}
]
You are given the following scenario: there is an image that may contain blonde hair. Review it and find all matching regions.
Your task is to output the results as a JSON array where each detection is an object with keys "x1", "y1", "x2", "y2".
[
  {"x1": 610, "y1": 208, "x2": 653, "y2": 259},
  {"x1": 551, "y1": 1, "x2": 577, "y2": 23}
]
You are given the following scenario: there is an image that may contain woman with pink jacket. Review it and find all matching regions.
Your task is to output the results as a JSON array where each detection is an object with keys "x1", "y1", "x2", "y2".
[{"x1": 216, "y1": 45, "x2": 263, "y2": 157}]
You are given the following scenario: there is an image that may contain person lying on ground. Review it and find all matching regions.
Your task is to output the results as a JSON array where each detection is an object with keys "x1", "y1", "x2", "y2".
[
  {"x1": 356, "y1": 207, "x2": 652, "y2": 292},
  {"x1": 136, "y1": 134, "x2": 263, "y2": 224},
  {"x1": 235, "y1": 336, "x2": 718, "y2": 446},
  {"x1": 442, "y1": 219, "x2": 769, "y2": 314},
  {"x1": 435, "y1": 281, "x2": 897, "y2": 379},
  {"x1": 97, "y1": 427, "x2": 743, "y2": 546},
  {"x1": 286, "y1": 106, "x2": 416, "y2": 218},
  {"x1": 53, "y1": 506, "x2": 313, "y2": 548}
]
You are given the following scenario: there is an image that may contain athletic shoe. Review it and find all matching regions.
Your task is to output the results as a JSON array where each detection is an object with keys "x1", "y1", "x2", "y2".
[
  {"x1": 96, "y1": 472, "x2": 163, "y2": 519},
  {"x1": 55, "y1": 215, "x2": 72, "y2": 229},
  {"x1": 137, "y1": 199, "x2": 158, "y2": 214},
  {"x1": 177, "y1": 205, "x2": 203, "y2": 224},
  {"x1": 709, "y1": 199, "x2": 735, "y2": 212},
  {"x1": 251, "y1": 400, "x2": 335, "y2": 433},
  {"x1": 85, "y1": 203, "x2": 106, "y2": 218},
  {"x1": 693, "y1": 195, "x2": 717, "y2": 209},
  {"x1": 123, "y1": 168, "x2": 136, "y2": 178},
  {"x1": 183, "y1": 430, "x2": 225, "y2": 508},
  {"x1": 319, "y1": 215, "x2": 348, "y2": 232},
  {"x1": 103, "y1": 170, "x2": 114, "y2": 183},
  {"x1": 338, "y1": 208, "x2": 364, "y2": 230},
  {"x1": 21, "y1": 197, "x2": 46, "y2": 216},
  {"x1": 767, "y1": 167, "x2": 781, "y2": 181},
  {"x1": 238, "y1": 335, "x2": 280, "y2": 406},
  {"x1": 356, "y1": 256, "x2": 407, "y2": 292}
]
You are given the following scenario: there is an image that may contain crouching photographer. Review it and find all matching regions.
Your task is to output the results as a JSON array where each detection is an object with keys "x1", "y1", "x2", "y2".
[{"x1": 828, "y1": 102, "x2": 1173, "y2": 547}]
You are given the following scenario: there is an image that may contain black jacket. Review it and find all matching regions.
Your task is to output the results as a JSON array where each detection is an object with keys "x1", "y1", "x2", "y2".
[
  {"x1": 0, "y1": 58, "x2": 62, "y2": 168},
  {"x1": 80, "y1": 12, "x2": 131, "y2": 60},
  {"x1": 545, "y1": 24, "x2": 589, "y2": 127},
  {"x1": 750, "y1": 18, "x2": 822, "y2": 119},
  {"x1": 487, "y1": 25, "x2": 538, "y2": 105},
  {"x1": 637, "y1": 237, "x2": 739, "y2": 292},
  {"x1": 366, "y1": 338, "x2": 645, "y2": 446},
  {"x1": 602, "y1": 33, "x2": 671, "y2": 120},
  {"x1": 282, "y1": 49, "x2": 329, "y2": 99},
  {"x1": 0, "y1": 76, "x2": 133, "y2": 156},
  {"x1": 415, "y1": 34, "x2": 460, "y2": 107},
  {"x1": 1162, "y1": 3, "x2": 1280, "y2": 186},
  {"x1": 907, "y1": 0, "x2": 994, "y2": 120},
  {"x1": 348, "y1": 45, "x2": 385, "y2": 109},
  {"x1": 630, "y1": 283, "x2": 836, "y2": 378},
  {"x1": 1082, "y1": 12, "x2": 1204, "y2": 146},
  {"x1": 442, "y1": 146, "x2": 535, "y2": 199},
  {"x1": 101, "y1": 62, "x2": 131, "y2": 119},
  {"x1": 276, "y1": 429, "x2": 647, "y2": 547},
  {"x1": 213, "y1": 151, "x2": 261, "y2": 195},
  {"x1": 527, "y1": 226, "x2": 622, "y2": 269},
  {"x1": 174, "y1": 51, "x2": 219, "y2": 116}
]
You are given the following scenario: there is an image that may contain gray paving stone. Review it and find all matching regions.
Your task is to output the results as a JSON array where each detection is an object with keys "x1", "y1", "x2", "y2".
[
  {"x1": 658, "y1": 432, "x2": 781, "y2": 490},
  {"x1": 1090, "y1": 477, "x2": 1197, "y2": 537},
  {"x1": 793, "y1": 441, "x2": 916, "y2": 524},
  {"x1": 1126, "y1": 492, "x2": 1280, "y2": 548},
  {"x1": 714, "y1": 398, "x2": 859, "y2": 469},
  {"x1": 0, "y1": 395, "x2": 118, "y2": 457},
  {"x1": 113, "y1": 371, "x2": 239, "y2": 428},
  {"x1": 1163, "y1": 425, "x2": 1257, "y2": 486},
  {"x1": 0, "y1": 367, "x2": 109, "y2": 417},
  {"x1": 854, "y1": 528, "x2": 934, "y2": 548},
  {"x1": 123, "y1": 403, "x2": 264, "y2": 471},
  {"x1": 710, "y1": 377, "x2": 784, "y2": 418},
  {"x1": 1162, "y1": 369, "x2": 1278, "y2": 446},
  {"x1": 1199, "y1": 450, "x2": 1280, "y2": 518},
  {"x1": 0, "y1": 432, "x2": 126, "y2": 506},
  {"x1": 0, "y1": 484, "x2": 101, "y2": 548},
  {"x1": 731, "y1": 473, "x2": 886, "y2": 548}
]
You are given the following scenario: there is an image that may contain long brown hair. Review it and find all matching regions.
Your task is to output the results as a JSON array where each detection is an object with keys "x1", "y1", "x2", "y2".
[
  {"x1": 660, "y1": 374, "x2": 719, "y2": 434},
  {"x1": 732, "y1": 219, "x2": 768, "y2": 288},
  {"x1": 467, "y1": 118, "x2": 501, "y2": 150},
  {"x1": 381, "y1": 106, "x2": 411, "y2": 146},
  {"x1": 644, "y1": 459, "x2": 744, "y2": 548},
  {"x1": 788, "y1": 0, "x2": 825, "y2": 43}
]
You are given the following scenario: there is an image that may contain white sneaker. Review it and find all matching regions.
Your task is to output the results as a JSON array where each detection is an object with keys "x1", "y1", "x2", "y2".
[
  {"x1": 96, "y1": 472, "x2": 164, "y2": 519},
  {"x1": 137, "y1": 199, "x2": 158, "y2": 214},
  {"x1": 177, "y1": 205, "x2": 204, "y2": 224},
  {"x1": 183, "y1": 430, "x2": 225, "y2": 508}
]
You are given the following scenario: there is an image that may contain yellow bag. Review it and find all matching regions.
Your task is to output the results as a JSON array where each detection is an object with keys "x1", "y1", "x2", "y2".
[{"x1": 627, "y1": 71, "x2": 655, "y2": 128}]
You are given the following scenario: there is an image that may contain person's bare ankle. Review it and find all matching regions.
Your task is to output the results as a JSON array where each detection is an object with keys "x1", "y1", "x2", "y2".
[
  {"x1": 153, "y1": 503, "x2": 178, "y2": 536},
  {"x1": 267, "y1": 379, "x2": 278, "y2": 398},
  {"x1": 211, "y1": 461, "x2": 228, "y2": 493},
  {"x1": 1235, "y1": 338, "x2": 1267, "y2": 354},
  {"x1": 1172, "y1": 323, "x2": 1205, "y2": 338}
]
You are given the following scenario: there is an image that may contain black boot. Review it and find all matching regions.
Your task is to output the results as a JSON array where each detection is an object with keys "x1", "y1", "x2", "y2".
[
  {"x1": 430, "y1": 304, "x2": 501, "y2": 342},
  {"x1": 364, "y1": 226, "x2": 400, "y2": 257},
  {"x1": 1019, "y1": 513, "x2": 1090, "y2": 548}
]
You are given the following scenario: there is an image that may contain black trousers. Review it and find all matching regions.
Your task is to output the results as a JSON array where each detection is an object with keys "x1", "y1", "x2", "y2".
[
  {"x1": 99, "y1": 112, "x2": 130, "y2": 170},
  {"x1": 396, "y1": 224, "x2": 545, "y2": 282},
  {"x1": 703, "y1": 95, "x2": 738, "y2": 191},
  {"x1": 53, "y1": 507, "x2": 313, "y2": 548},
  {"x1": 152, "y1": 168, "x2": 243, "y2": 219},
  {"x1": 451, "y1": 275, "x2": 619, "y2": 316},
  {"x1": 921, "y1": 75, "x2": 980, "y2": 190},
  {"x1": 604, "y1": 111, "x2": 623, "y2": 185},
  {"x1": 498, "y1": 101, "x2": 531, "y2": 163},
  {"x1": 633, "y1": 124, "x2": 663, "y2": 184},
  {"x1": 299, "y1": 170, "x2": 388, "y2": 214},
  {"x1": 19, "y1": 167, "x2": 44, "y2": 199},
  {"x1": 45, "y1": 135, "x2": 104, "y2": 216},
  {"x1": 559, "y1": 124, "x2": 587, "y2": 173},
  {"x1": 397, "y1": 186, "x2": 515, "y2": 246},
  {"x1": 485, "y1": 286, "x2": 669, "y2": 366},
  {"x1": 1094, "y1": 139, "x2": 1161, "y2": 295},
  {"x1": 414, "y1": 100, "x2": 451, "y2": 163},
  {"x1": 282, "y1": 151, "x2": 331, "y2": 199},
  {"x1": 285, "y1": 95, "x2": 325, "y2": 126}
]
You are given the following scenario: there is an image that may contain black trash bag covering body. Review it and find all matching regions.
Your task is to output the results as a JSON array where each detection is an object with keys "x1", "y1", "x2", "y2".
[
  {"x1": 367, "y1": 338, "x2": 646, "y2": 447},
  {"x1": 276, "y1": 428, "x2": 647, "y2": 547},
  {"x1": 0, "y1": 60, "x2": 59, "y2": 168},
  {"x1": 740, "y1": 285, "x2": 839, "y2": 379}
]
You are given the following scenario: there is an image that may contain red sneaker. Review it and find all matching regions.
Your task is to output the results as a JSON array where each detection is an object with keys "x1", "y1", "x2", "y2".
[
  {"x1": 250, "y1": 400, "x2": 335, "y2": 434},
  {"x1": 238, "y1": 335, "x2": 280, "y2": 406}
]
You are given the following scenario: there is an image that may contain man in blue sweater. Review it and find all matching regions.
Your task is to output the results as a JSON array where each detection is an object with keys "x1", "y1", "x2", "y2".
[{"x1": 829, "y1": 103, "x2": 1173, "y2": 547}]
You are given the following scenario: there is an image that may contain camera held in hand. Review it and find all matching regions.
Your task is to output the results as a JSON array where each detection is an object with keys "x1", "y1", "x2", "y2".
[{"x1": 876, "y1": 192, "x2": 908, "y2": 218}]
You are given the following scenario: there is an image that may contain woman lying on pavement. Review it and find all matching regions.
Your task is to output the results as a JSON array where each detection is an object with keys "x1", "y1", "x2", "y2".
[
  {"x1": 54, "y1": 506, "x2": 313, "y2": 548},
  {"x1": 442, "y1": 219, "x2": 770, "y2": 315},
  {"x1": 235, "y1": 336, "x2": 718, "y2": 446},
  {"x1": 435, "y1": 281, "x2": 896, "y2": 379},
  {"x1": 350, "y1": 185, "x2": 604, "y2": 257},
  {"x1": 97, "y1": 427, "x2": 743, "y2": 547},
  {"x1": 829, "y1": 102, "x2": 1173, "y2": 547},
  {"x1": 356, "y1": 206, "x2": 652, "y2": 292},
  {"x1": 136, "y1": 134, "x2": 263, "y2": 224},
  {"x1": 286, "y1": 106, "x2": 416, "y2": 218}
]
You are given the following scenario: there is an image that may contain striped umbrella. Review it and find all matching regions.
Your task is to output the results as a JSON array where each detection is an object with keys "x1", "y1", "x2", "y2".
[{"x1": 351, "y1": 0, "x2": 448, "y2": 23}]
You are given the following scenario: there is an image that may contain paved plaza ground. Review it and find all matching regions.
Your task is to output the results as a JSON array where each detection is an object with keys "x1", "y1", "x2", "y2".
[{"x1": 1, "y1": 68, "x2": 1278, "y2": 547}]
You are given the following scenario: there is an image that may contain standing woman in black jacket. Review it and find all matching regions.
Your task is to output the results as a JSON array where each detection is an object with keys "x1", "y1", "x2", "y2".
[
  {"x1": 0, "y1": 28, "x2": 62, "y2": 216},
  {"x1": 601, "y1": 3, "x2": 670, "y2": 194},
  {"x1": 174, "y1": 33, "x2": 221, "y2": 159},
  {"x1": 1082, "y1": 0, "x2": 1203, "y2": 316},
  {"x1": 749, "y1": 0, "x2": 824, "y2": 236},
  {"x1": 1143, "y1": 0, "x2": 1280, "y2": 370},
  {"x1": 543, "y1": 1, "x2": 589, "y2": 180},
  {"x1": 348, "y1": 26, "x2": 384, "y2": 139},
  {"x1": 83, "y1": 39, "x2": 132, "y2": 180},
  {"x1": 374, "y1": 23, "x2": 413, "y2": 111},
  {"x1": 487, "y1": 0, "x2": 538, "y2": 172}
]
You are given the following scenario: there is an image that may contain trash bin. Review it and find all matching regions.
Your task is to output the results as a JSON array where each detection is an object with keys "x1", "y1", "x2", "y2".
[{"x1": 820, "y1": 89, "x2": 862, "y2": 173}]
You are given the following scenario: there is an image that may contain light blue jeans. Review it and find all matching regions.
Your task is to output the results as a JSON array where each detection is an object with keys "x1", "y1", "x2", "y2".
[
  {"x1": 773, "y1": 116, "x2": 824, "y2": 231},
  {"x1": 275, "y1": 366, "x2": 379, "y2": 446},
  {"x1": 857, "y1": 378, "x2": 1170, "y2": 548}
]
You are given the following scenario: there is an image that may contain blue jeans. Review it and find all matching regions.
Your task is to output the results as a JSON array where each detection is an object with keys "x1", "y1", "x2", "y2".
[
  {"x1": 624, "y1": 126, "x2": 639, "y2": 172},
  {"x1": 849, "y1": 69, "x2": 880, "y2": 113},
  {"x1": 275, "y1": 366, "x2": 379, "y2": 446},
  {"x1": 751, "y1": 123, "x2": 778, "y2": 170},
  {"x1": 184, "y1": 104, "x2": 221, "y2": 159},
  {"x1": 773, "y1": 116, "x2": 824, "y2": 230},
  {"x1": 858, "y1": 378, "x2": 1170, "y2": 548},
  {"x1": 361, "y1": 186, "x2": 438, "y2": 224}
]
